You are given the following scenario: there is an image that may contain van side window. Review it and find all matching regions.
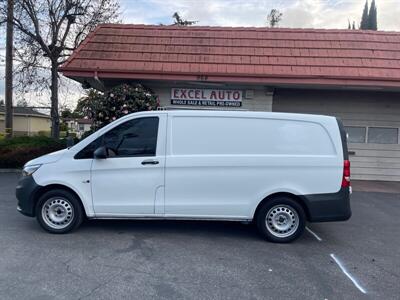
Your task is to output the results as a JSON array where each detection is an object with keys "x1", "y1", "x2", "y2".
[
  {"x1": 102, "y1": 117, "x2": 159, "y2": 157},
  {"x1": 74, "y1": 117, "x2": 159, "y2": 159},
  {"x1": 74, "y1": 137, "x2": 101, "y2": 159}
]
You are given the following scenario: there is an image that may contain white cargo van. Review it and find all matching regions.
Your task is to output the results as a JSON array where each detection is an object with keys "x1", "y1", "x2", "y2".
[{"x1": 16, "y1": 110, "x2": 351, "y2": 242}]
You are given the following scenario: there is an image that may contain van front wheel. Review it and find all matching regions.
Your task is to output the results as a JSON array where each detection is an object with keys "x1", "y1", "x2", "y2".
[
  {"x1": 36, "y1": 189, "x2": 84, "y2": 234},
  {"x1": 256, "y1": 197, "x2": 305, "y2": 243}
]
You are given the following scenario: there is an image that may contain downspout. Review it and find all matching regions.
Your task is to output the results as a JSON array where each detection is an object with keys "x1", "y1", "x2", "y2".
[{"x1": 94, "y1": 71, "x2": 105, "y2": 91}]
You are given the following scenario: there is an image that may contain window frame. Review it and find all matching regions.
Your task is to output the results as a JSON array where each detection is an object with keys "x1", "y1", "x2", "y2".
[
  {"x1": 344, "y1": 125, "x2": 400, "y2": 145},
  {"x1": 366, "y1": 126, "x2": 399, "y2": 145},
  {"x1": 344, "y1": 126, "x2": 367, "y2": 144}
]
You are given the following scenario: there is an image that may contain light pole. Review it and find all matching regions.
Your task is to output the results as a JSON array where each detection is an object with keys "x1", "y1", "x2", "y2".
[{"x1": 5, "y1": 0, "x2": 14, "y2": 138}]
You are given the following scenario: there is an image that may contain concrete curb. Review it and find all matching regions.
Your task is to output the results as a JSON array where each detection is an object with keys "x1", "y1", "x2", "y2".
[{"x1": 0, "y1": 169, "x2": 21, "y2": 173}]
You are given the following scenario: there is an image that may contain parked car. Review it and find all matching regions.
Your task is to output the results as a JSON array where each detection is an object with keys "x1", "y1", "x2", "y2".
[{"x1": 16, "y1": 110, "x2": 351, "y2": 242}]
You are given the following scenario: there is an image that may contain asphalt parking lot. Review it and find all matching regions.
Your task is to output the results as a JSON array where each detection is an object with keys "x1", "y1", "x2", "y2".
[{"x1": 1, "y1": 173, "x2": 399, "y2": 300}]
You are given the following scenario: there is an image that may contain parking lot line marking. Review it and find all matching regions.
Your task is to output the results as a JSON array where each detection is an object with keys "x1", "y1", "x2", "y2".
[
  {"x1": 306, "y1": 226, "x2": 322, "y2": 241},
  {"x1": 330, "y1": 253, "x2": 367, "y2": 294}
]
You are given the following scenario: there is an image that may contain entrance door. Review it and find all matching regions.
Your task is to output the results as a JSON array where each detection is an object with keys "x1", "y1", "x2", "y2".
[{"x1": 91, "y1": 115, "x2": 166, "y2": 216}]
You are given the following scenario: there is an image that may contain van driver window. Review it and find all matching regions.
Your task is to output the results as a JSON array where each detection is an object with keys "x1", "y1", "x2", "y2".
[{"x1": 103, "y1": 117, "x2": 159, "y2": 157}]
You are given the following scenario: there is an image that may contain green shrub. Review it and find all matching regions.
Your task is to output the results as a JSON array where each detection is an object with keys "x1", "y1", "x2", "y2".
[
  {"x1": 80, "y1": 130, "x2": 94, "y2": 140},
  {"x1": 37, "y1": 131, "x2": 51, "y2": 137},
  {"x1": 67, "y1": 132, "x2": 77, "y2": 138},
  {"x1": 0, "y1": 135, "x2": 65, "y2": 148},
  {"x1": 0, "y1": 136, "x2": 67, "y2": 168}
]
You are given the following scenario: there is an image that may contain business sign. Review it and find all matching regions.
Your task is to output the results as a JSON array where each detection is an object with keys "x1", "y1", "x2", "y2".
[{"x1": 171, "y1": 88, "x2": 242, "y2": 107}]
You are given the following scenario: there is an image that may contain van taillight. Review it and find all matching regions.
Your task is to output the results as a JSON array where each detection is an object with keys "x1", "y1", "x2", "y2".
[{"x1": 342, "y1": 160, "x2": 351, "y2": 187}]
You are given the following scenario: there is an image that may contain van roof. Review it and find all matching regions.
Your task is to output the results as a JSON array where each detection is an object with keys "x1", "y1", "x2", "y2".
[{"x1": 135, "y1": 109, "x2": 336, "y2": 122}]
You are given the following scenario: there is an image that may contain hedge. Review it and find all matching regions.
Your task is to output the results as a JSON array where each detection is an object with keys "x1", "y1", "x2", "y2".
[{"x1": 0, "y1": 136, "x2": 67, "y2": 168}]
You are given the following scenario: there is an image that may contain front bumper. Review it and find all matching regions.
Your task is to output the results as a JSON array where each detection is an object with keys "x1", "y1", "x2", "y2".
[
  {"x1": 15, "y1": 175, "x2": 41, "y2": 217},
  {"x1": 300, "y1": 187, "x2": 352, "y2": 222}
]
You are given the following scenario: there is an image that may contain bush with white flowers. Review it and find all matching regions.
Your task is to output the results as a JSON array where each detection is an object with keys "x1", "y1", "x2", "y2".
[{"x1": 76, "y1": 83, "x2": 159, "y2": 131}]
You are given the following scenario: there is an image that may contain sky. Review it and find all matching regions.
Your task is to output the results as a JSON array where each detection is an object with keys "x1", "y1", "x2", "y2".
[
  {"x1": 120, "y1": 0, "x2": 400, "y2": 30},
  {"x1": 1, "y1": 0, "x2": 400, "y2": 107}
]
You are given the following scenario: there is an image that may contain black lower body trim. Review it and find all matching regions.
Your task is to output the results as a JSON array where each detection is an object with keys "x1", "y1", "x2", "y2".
[
  {"x1": 15, "y1": 175, "x2": 41, "y2": 217},
  {"x1": 300, "y1": 187, "x2": 351, "y2": 222}
]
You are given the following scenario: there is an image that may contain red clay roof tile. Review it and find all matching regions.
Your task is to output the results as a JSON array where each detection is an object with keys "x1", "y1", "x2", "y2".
[{"x1": 60, "y1": 24, "x2": 400, "y2": 88}]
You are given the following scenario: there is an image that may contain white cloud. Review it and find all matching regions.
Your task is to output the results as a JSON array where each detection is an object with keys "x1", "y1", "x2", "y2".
[
  {"x1": 1, "y1": 0, "x2": 399, "y2": 108},
  {"x1": 121, "y1": 0, "x2": 400, "y2": 31},
  {"x1": 376, "y1": 0, "x2": 400, "y2": 31}
]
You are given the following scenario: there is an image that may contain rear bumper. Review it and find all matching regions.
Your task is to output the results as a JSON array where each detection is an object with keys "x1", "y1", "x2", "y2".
[
  {"x1": 15, "y1": 175, "x2": 41, "y2": 217},
  {"x1": 300, "y1": 187, "x2": 351, "y2": 222}
]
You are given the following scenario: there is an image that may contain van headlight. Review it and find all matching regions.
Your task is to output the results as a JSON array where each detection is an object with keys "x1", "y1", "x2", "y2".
[{"x1": 22, "y1": 164, "x2": 42, "y2": 177}]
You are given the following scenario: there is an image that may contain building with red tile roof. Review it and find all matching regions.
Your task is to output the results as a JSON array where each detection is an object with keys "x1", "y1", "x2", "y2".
[
  {"x1": 61, "y1": 24, "x2": 400, "y2": 89},
  {"x1": 61, "y1": 24, "x2": 400, "y2": 181}
]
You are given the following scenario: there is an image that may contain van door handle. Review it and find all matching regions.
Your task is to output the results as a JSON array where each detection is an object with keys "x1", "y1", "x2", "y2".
[{"x1": 141, "y1": 159, "x2": 159, "y2": 165}]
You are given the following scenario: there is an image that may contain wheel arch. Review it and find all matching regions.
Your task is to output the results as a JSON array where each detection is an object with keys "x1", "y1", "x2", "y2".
[
  {"x1": 32, "y1": 184, "x2": 88, "y2": 218},
  {"x1": 253, "y1": 192, "x2": 310, "y2": 222}
]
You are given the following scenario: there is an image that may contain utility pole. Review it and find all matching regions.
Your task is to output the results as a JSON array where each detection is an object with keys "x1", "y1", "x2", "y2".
[{"x1": 5, "y1": 0, "x2": 14, "y2": 138}]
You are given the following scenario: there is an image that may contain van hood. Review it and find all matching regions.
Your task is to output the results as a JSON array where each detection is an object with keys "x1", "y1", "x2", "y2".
[{"x1": 25, "y1": 148, "x2": 68, "y2": 166}]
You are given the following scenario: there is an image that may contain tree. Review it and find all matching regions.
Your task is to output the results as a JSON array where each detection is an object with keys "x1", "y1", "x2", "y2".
[
  {"x1": 359, "y1": 0, "x2": 378, "y2": 30},
  {"x1": 60, "y1": 107, "x2": 75, "y2": 119},
  {"x1": 75, "y1": 84, "x2": 159, "y2": 130},
  {"x1": 267, "y1": 9, "x2": 282, "y2": 28},
  {"x1": 16, "y1": 98, "x2": 28, "y2": 107},
  {"x1": 0, "y1": 0, "x2": 5, "y2": 25},
  {"x1": 0, "y1": 0, "x2": 120, "y2": 139},
  {"x1": 172, "y1": 12, "x2": 197, "y2": 26},
  {"x1": 347, "y1": 20, "x2": 356, "y2": 30},
  {"x1": 369, "y1": 0, "x2": 377, "y2": 30},
  {"x1": 360, "y1": 0, "x2": 369, "y2": 29},
  {"x1": 74, "y1": 89, "x2": 99, "y2": 119}
]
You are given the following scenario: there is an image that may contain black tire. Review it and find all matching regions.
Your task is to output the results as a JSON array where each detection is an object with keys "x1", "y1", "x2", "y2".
[
  {"x1": 36, "y1": 189, "x2": 84, "y2": 234},
  {"x1": 256, "y1": 196, "x2": 306, "y2": 243}
]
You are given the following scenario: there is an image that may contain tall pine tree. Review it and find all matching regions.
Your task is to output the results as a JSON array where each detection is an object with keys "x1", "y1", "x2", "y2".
[
  {"x1": 360, "y1": 0, "x2": 369, "y2": 29},
  {"x1": 369, "y1": 0, "x2": 377, "y2": 30}
]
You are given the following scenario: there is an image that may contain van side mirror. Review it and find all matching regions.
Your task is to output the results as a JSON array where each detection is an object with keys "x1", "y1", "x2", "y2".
[{"x1": 93, "y1": 146, "x2": 108, "y2": 159}]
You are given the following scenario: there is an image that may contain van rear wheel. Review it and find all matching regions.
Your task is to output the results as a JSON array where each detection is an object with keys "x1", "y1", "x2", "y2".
[
  {"x1": 36, "y1": 189, "x2": 84, "y2": 234},
  {"x1": 256, "y1": 196, "x2": 305, "y2": 243}
]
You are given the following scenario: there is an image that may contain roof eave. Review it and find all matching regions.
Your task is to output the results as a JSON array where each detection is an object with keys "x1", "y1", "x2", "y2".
[
  {"x1": 0, "y1": 112, "x2": 51, "y2": 119},
  {"x1": 61, "y1": 70, "x2": 400, "y2": 91}
]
